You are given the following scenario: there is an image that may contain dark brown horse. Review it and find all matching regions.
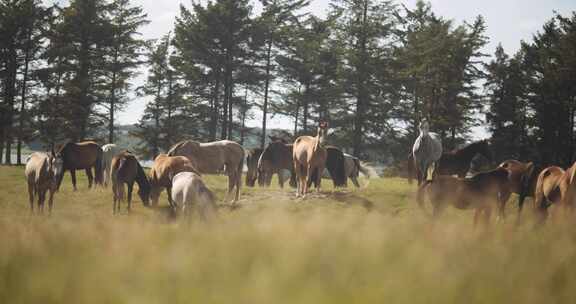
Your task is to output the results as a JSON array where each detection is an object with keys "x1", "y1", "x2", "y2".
[
  {"x1": 110, "y1": 151, "x2": 151, "y2": 214},
  {"x1": 258, "y1": 141, "x2": 296, "y2": 188},
  {"x1": 56, "y1": 141, "x2": 104, "y2": 191},
  {"x1": 309, "y1": 146, "x2": 347, "y2": 188},
  {"x1": 408, "y1": 140, "x2": 492, "y2": 183},
  {"x1": 419, "y1": 167, "x2": 510, "y2": 226},
  {"x1": 497, "y1": 160, "x2": 541, "y2": 223},
  {"x1": 245, "y1": 148, "x2": 263, "y2": 187}
]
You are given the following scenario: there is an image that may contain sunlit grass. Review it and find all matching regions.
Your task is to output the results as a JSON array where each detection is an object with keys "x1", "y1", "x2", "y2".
[{"x1": 1, "y1": 165, "x2": 576, "y2": 303}]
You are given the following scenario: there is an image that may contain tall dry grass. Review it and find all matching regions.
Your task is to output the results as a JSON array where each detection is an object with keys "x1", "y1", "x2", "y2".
[{"x1": 1, "y1": 165, "x2": 576, "y2": 303}]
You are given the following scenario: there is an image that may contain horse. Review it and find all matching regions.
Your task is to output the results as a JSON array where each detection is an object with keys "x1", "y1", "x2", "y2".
[
  {"x1": 343, "y1": 153, "x2": 377, "y2": 188},
  {"x1": 110, "y1": 151, "x2": 151, "y2": 214},
  {"x1": 258, "y1": 141, "x2": 295, "y2": 188},
  {"x1": 149, "y1": 154, "x2": 199, "y2": 208},
  {"x1": 171, "y1": 171, "x2": 217, "y2": 221},
  {"x1": 245, "y1": 148, "x2": 263, "y2": 187},
  {"x1": 102, "y1": 144, "x2": 123, "y2": 187},
  {"x1": 533, "y1": 166, "x2": 565, "y2": 224},
  {"x1": 55, "y1": 140, "x2": 104, "y2": 191},
  {"x1": 293, "y1": 121, "x2": 328, "y2": 197},
  {"x1": 167, "y1": 140, "x2": 244, "y2": 202},
  {"x1": 412, "y1": 120, "x2": 443, "y2": 185},
  {"x1": 25, "y1": 151, "x2": 64, "y2": 214},
  {"x1": 418, "y1": 167, "x2": 510, "y2": 226},
  {"x1": 497, "y1": 160, "x2": 540, "y2": 222},
  {"x1": 309, "y1": 146, "x2": 347, "y2": 188},
  {"x1": 535, "y1": 162, "x2": 576, "y2": 224}
]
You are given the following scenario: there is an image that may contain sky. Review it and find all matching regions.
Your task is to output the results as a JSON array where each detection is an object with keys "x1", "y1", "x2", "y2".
[{"x1": 51, "y1": 0, "x2": 576, "y2": 136}]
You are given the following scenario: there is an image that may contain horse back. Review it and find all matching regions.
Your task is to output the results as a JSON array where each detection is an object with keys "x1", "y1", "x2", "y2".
[{"x1": 60, "y1": 141, "x2": 101, "y2": 169}]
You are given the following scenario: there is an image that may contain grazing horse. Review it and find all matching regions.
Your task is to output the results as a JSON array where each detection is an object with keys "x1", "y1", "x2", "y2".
[
  {"x1": 110, "y1": 151, "x2": 151, "y2": 214},
  {"x1": 497, "y1": 160, "x2": 540, "y2": 222},
  {"x1": 55, "y1": 141, "x2": 104, "y2": 191},
  {"x1": 419, "y1": 167, "x2": 510, "y2": 226},
  {"x1": 258, "y1": 141, "x2": 295, "y2": 188},
  {"x1": 533, "y1": 166, "x2": 564, "y2": 224},
  {"x1": 149, "y1": 154, "x2": 199, "y2": 208},
  {"x1": 343, "y1": 153, "x2": 377, "y2": 188},
  {"x1": 293, "y1": 121, "x2": 328, "y2": 197},
  {"x1": 171, "y1": 171, "x2": 217, "y2": 221},
  {"x1": 167, "y1": 140, "x2": 244, "y2": 202},
  {"x1": 25, "y1": 151, "x2": 64, "y2": 214},
  {"x1": 102, "y1": 144, "x2": 123, "y2": 187},
  {"x1": 245, "y1": 148, "x2": 263, "y2": 187},
  {"x1": 412, "y1": 120, "x2": 443, "y2": 185}
]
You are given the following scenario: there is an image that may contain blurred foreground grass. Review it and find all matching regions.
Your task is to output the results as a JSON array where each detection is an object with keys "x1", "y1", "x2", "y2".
[{"x1": 1, "y1": 165, "x2": 576, "y2": 304}]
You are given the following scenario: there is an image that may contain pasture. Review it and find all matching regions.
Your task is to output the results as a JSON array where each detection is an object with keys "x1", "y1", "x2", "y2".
[{"x1": 1, "y1": 165, "x2": 576, "y2": 303}]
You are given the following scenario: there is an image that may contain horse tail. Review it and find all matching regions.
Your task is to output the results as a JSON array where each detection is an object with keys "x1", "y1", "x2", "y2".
[
  {"x1": 94, "y1": 146, "x2": 104, "y2": 186},
  {"x1": 357, "y1": 160, "x2": 377, "y2": 188}
]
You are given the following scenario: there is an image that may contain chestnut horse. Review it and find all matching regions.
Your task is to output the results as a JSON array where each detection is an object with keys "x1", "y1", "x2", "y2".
[
  {"x1": 55, "y1": 141, "x2": 104, "y2": 191},
  {"x1": 533, "y1": 166, "x2": 564, "y2": 224},
  {"x1": 418, "y1": 167, "x2": 510, "y2": 226},
  {"x1": 110, "y1": 151, "x2": 151, "y2": 214},
  {"x1": 149, "y1": 154, "x2": 199, "y2": 208},
  {"x1": 25, "y1": 151, "x2": 64, "y2": 214},
  {"x1": 167, "y1": 140, "x2": 244, "y2": 202},
  {"x1": 293, "y1": 121, "x2": 328, "y2": 197},
  {"x1": 535, "y1": 162, "x2": 576, "y2": 224}
]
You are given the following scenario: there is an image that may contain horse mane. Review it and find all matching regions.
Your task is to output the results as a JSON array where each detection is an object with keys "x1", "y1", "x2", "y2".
[
  {"x1": 55, "y1": 139, "x2": 72, "y2": 154},
  {"x1": 167, "y1": 140, "x2": 189, "y2": 156}
]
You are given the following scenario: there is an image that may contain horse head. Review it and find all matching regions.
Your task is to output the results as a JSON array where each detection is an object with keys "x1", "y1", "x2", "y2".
[
  {"x1": 317, "y1": 121, "x2": 329, "y2": 145},
  {"x1": 419, "y1": 120, "x2": 430, "y2": 135}
]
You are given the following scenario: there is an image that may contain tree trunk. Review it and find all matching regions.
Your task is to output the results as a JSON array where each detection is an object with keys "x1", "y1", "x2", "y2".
[
  {"x1": 4, "y1": 46, "x2": 18, "y2": 164},
  {"x1": 352, "y1": 0, "x2": 369, "y2": 156},
  {"x1": 210, "y1": 69, "x2": 221, "y2": 141},
  {"x1": 17, "y1": 25, "x2": 33, "y2": 165},
  {"x1": 303, "y1": 82, "x2": 310, "y2": 133},
  {"x1": 261, "y1": 40, "x2": 273, "y2": 148}
]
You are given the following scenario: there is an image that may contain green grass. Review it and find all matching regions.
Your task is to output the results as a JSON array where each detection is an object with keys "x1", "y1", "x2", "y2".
[{"x1": 1, "y1": 165, "x2": 576, "y2": 303}]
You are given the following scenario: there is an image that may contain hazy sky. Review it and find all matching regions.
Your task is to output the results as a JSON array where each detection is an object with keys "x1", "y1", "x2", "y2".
[{"x1": 56, "y1": 0, "x2": 575, "y2": 134}]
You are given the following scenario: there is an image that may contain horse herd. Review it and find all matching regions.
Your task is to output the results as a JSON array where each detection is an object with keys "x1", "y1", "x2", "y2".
[{"x1": 23, "y1": 122, "x2": 375, "y2": 218}]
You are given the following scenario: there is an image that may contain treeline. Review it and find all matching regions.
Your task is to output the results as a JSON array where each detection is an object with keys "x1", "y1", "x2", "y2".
[{"x1": 1, "y1": 0, "x2": 575, "y2": 166}]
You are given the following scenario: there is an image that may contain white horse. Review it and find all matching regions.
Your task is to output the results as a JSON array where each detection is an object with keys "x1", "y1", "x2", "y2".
[
  {"x1": 171, "y1": 171, "x2": 217, "y2": 221},
  {"x1": 412, "y1": 120, "x2": 443, "y2": 185},
  {"x1": 25, "y1": 151, "x2": 64, "y2": 214},
  {"x1": 102, "y1": 144, "x2": 123, "y2": 187},
  {"x1": 343, "y1": 153, "x2": 377, "y2": 188}
]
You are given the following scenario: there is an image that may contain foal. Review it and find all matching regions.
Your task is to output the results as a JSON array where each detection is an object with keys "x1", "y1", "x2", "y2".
[{"x1": 110, "y1": 151, "x2": 151, "y2": 214}]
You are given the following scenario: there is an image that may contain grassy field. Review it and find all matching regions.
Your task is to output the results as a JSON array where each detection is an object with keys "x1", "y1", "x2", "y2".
[{"x1": 1, "y1": 165, "x2": 576, "y2": 303}]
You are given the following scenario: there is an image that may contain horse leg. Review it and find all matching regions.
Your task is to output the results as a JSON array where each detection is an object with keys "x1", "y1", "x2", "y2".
[
  {"x1": 315, "y1": 165, "x2": 324, "y2": 193},
  {"x1": 167, "y1": 186, "x2": 175, "y2": 208},
  {"x1": 293, "y1": 161, "x2": 302, "y2": 197},
  {"x1": 278, "y1": 171, "x2": 285, "y2": 188},
  {"x1": 86, "y1": 168, "x2": 94, "y2": 189},
  {"x1": 498, "y1": 190, "x2": 511, "y2": 222},
  {"x1": 112, "y1": 182, "x2": 118, "y2": 214},
  {"x1": 127, "y1": 182, "x2": 134, "y2": 213},
  {"x1": 28, "y1": 182, "x2": 34, "y2": 214},
  {"x1": 226, "y1": 174, "x2": 235, "y2": 203},
  {"x1": 48, "y1": 188, "x2": 55, "y2": 214},
  {"x1": 351, "y1": 176, "x2": 360, "y2": 188},
  {"x1": 234, "y1": 170, "x2": 241, "y2": 203},
  {"x1": 70, "y1": 169, "x2": 78, "y2": 191},
  {"x1": 38, "y1": 189, "x2": 46, "y2": 215}
]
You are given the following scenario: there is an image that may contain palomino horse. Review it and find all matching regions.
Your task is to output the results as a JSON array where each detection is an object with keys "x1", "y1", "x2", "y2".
[
  {"x1": 25, "y1": 151, "x2": 64, "y2": 214},
  {"x1": 343, "y1": 153, "x2": 377, "y2": 188},
  {"x1": 245, "y1": 148, "x2": 263, "y2": 187},
  {"x1": 167, "y1": 140, "x2": 244, "y2": 202},
  {"x1": 55, "y1": 141, "x2": 104, "y2": 191},
  {"x1": 533, "y1": 166, "x2": 564, "y2": 224},
  {"x1": 535, "y1": 162, "x2": 576, "y2": 224},
  {"x1": 171, "y1": 171, "x2": 217, "y2": 221},
  {"x1": 149, "y1": 154, "x2": 199, "y2": 208},
  {"x1": 258, "y1": 141, "x2": 295, "y2": 188},
  {"x1": 497, "y1": 160, "x2": 540, "y2": 222},
  {"x1": 293, "y1": 121, "x2": 328, "y2": 197},
  {"x1": 412, "y1": 120, "x2": 443, "y2": 185},
  {"x1": 110, "y1": 151, "x2": 151, "y2": 214},
  {"x1": 418, "y1": 167, "x2": 510, "y2": 226},
  {"x1": 102, "y1": 143, "x2": 123, "y2": 187}
]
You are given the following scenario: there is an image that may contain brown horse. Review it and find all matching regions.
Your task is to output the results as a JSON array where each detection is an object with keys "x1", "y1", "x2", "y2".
[
  {"x1": 408, "y1": 140, "x2": 492, "y2": 183},
  {"x1": 497, "y1": 160, "x2": 541, "y2": 222},
  {"x1": 309, "y1": 146, "x2": 347, "y2": 188},
  {"x1": 258, "y1": 141, "x2": 296, "y2": 188},
  {"x1": 55, "y1": 141, "x2": 104, "y2": 191},
  {"x1": 533, "y1": 166, "x2": 564, "y2": 223},
  {"x1": 167, "y1": 140, "x2": 244, "y2": 202},
  {"x1": 419, "y1": 167, "x2": 510, "y2": 226},
  {"x1": 293, "y1": 121, "x2": 328, "y2": 197},
  {"x1": 25, "y1": 151, "x2": 64, "y2": 214},
  {"x1": 149, "y1": 154, "x2": 199, "y2": 207},
  {"x1": 110, "y1": 151, "x2": 151, "y2": 214},
  {"x1": 245, "y1": 148, "x2": 263, "y2": 187},
  {"x1": 535, "y1": 162, "x2": 576, "y2": 223}
]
